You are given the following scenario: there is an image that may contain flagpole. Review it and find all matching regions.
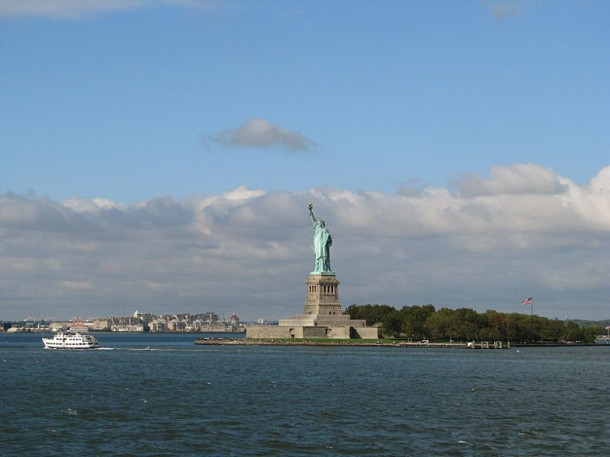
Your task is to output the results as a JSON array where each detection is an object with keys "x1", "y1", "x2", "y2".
[
  {"x1": 521, "y1": 297, "x2": 534, "y2": 342},
  {"x1": 530, "y1": 298, "x2": 534, "y2": 343}
]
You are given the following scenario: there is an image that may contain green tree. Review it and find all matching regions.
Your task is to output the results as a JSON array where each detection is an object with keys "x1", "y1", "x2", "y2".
[
  {"x1": 345, "y1": 304, "x2": 395, "y2": 326},
  {"x1": 452, "y1": 308, "x2": 483, "y2": 340},
  {"x1": 581, "y1": 326, "x2": 599, "y2": 343},
  {"x1": 425, "y1": 308, "x2": 456, "y2": 340},
  {"x1": 482, "y1": 310, "x2": 506, "y2": 341},
  {"x1": 381, "y1": 310, "x2": 403, "y2": 338},
  {"x1": 347, "y1": 303, "x2": 594, "y2": 344},
  {"x1": 400, "y1": 304, "x2": 435, "y2": 340},
  {"x1": 563, "y1": 321, "x2": 584, "y2": 342},
  {"x1": 539, "y1": 319, "x2": 564, "y2": 342}
]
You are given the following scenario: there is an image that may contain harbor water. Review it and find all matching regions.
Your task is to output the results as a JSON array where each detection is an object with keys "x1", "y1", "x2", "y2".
[{"x1": 1, "y1": 332, "x2": 609, "y2": 456}]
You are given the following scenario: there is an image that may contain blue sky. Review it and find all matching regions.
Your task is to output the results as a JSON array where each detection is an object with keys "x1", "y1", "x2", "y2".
[{"x1": 1, "y1": 1, "x2": 609, "y2": 322}]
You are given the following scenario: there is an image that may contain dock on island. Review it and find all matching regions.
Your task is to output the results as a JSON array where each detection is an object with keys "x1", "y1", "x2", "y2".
[{"x1": 194, "y1": 338, "x2": 511, "y2": 349}]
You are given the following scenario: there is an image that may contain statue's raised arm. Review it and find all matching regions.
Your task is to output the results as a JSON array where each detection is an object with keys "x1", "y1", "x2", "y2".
[
  {"x1": 308, "y1": 202, "x2": 317, "y2": 227},
  {"x1": 307, "y1": 203, "x2": 333, "y2": 274}
]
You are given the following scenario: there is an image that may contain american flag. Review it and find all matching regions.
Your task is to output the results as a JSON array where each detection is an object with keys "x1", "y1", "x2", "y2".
[{"x1": 521, "y1": 297, "x2": 533, "y2": 305}]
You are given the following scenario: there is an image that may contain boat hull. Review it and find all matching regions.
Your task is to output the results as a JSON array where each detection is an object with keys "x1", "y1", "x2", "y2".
[{"x1": 42, "y1": 332, "x2": 99, "y2": 349}]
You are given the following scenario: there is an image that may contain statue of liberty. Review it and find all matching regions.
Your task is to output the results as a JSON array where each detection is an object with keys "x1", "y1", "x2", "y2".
[{"x1": 308, "y1": 203, "x2": 333, "y2": 274}]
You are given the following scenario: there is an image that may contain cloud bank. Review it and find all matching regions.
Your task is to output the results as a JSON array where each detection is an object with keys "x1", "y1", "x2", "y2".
[
  {"x1": 1, "y1": 164, "x2": 609, "y2": 321},
  {"x1": 208, "y1": 118, "x2": 318, "y2": 153}
]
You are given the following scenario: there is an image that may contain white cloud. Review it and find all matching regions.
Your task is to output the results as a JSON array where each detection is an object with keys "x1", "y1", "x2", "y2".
[
  {"x1": 483, "y1": 0, "x2": 527, "y2": 20},
  {"x1": 0, "y1": 0, "x2": 217, "y2": 19},
  {"x1": 1, "y1": 163, "x2": 610, "y2": 321},
  {"x1": 209, "y1": 118, "x2": 318, "y2": 153},
  {"x1": 62, "y1": 197, "x2": 123, "y2": 213},
  {"x1": 457, "y1": 163, "x2": 568, "y2": 197}
]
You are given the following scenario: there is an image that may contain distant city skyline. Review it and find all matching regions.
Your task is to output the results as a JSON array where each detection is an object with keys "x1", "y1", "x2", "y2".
[{"x1": 1, "y1": 1, "x2": 609, "y2": 321}]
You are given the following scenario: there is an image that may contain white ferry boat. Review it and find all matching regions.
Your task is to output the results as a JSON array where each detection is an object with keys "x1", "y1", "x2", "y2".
[{"x1": 42, "y1": 332, "x2": 99, "y2": 349}]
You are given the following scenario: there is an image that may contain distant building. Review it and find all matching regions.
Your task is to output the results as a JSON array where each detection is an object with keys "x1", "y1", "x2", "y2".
[
  {"x1": 134, "y1": 311, "x2": 155, "y2": 325},
  {"x1": 92, "y1": 319, "x2": 111, "y2": 331},
  {"x1": 229, "y1": 313, "x2": 240, "y2": 327},
  {"x1": 149, "y1": 318, "x2": 167, "y2": 332}
]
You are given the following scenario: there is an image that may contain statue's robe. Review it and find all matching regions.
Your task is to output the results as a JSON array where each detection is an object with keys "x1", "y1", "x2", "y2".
[{"x1": 313, "y1": 223, "x2": 332, "y2": 272}]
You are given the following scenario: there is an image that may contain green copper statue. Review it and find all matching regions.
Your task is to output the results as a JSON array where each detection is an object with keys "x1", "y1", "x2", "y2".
[{"x1": 308, "y1": 203, "x2": 333, "y2": 274}]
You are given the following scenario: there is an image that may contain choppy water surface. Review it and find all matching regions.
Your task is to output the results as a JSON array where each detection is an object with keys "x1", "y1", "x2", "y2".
[{"x1": 1, "y1": 333, "x2": 609, "y2": 456}]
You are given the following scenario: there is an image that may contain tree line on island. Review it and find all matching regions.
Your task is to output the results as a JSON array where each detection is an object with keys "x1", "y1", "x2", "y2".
[{"x1": 345, "y1": 304, "x2": 606, "y2": 343}]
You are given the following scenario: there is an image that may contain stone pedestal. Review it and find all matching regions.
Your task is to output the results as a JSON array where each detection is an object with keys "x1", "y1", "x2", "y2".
[
  {"x1": 246, "y1": 272, "x2": 379, "y2": 340},
  {"x1": 303, "y1": 274, "x2": 341, "y2": 316}
]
